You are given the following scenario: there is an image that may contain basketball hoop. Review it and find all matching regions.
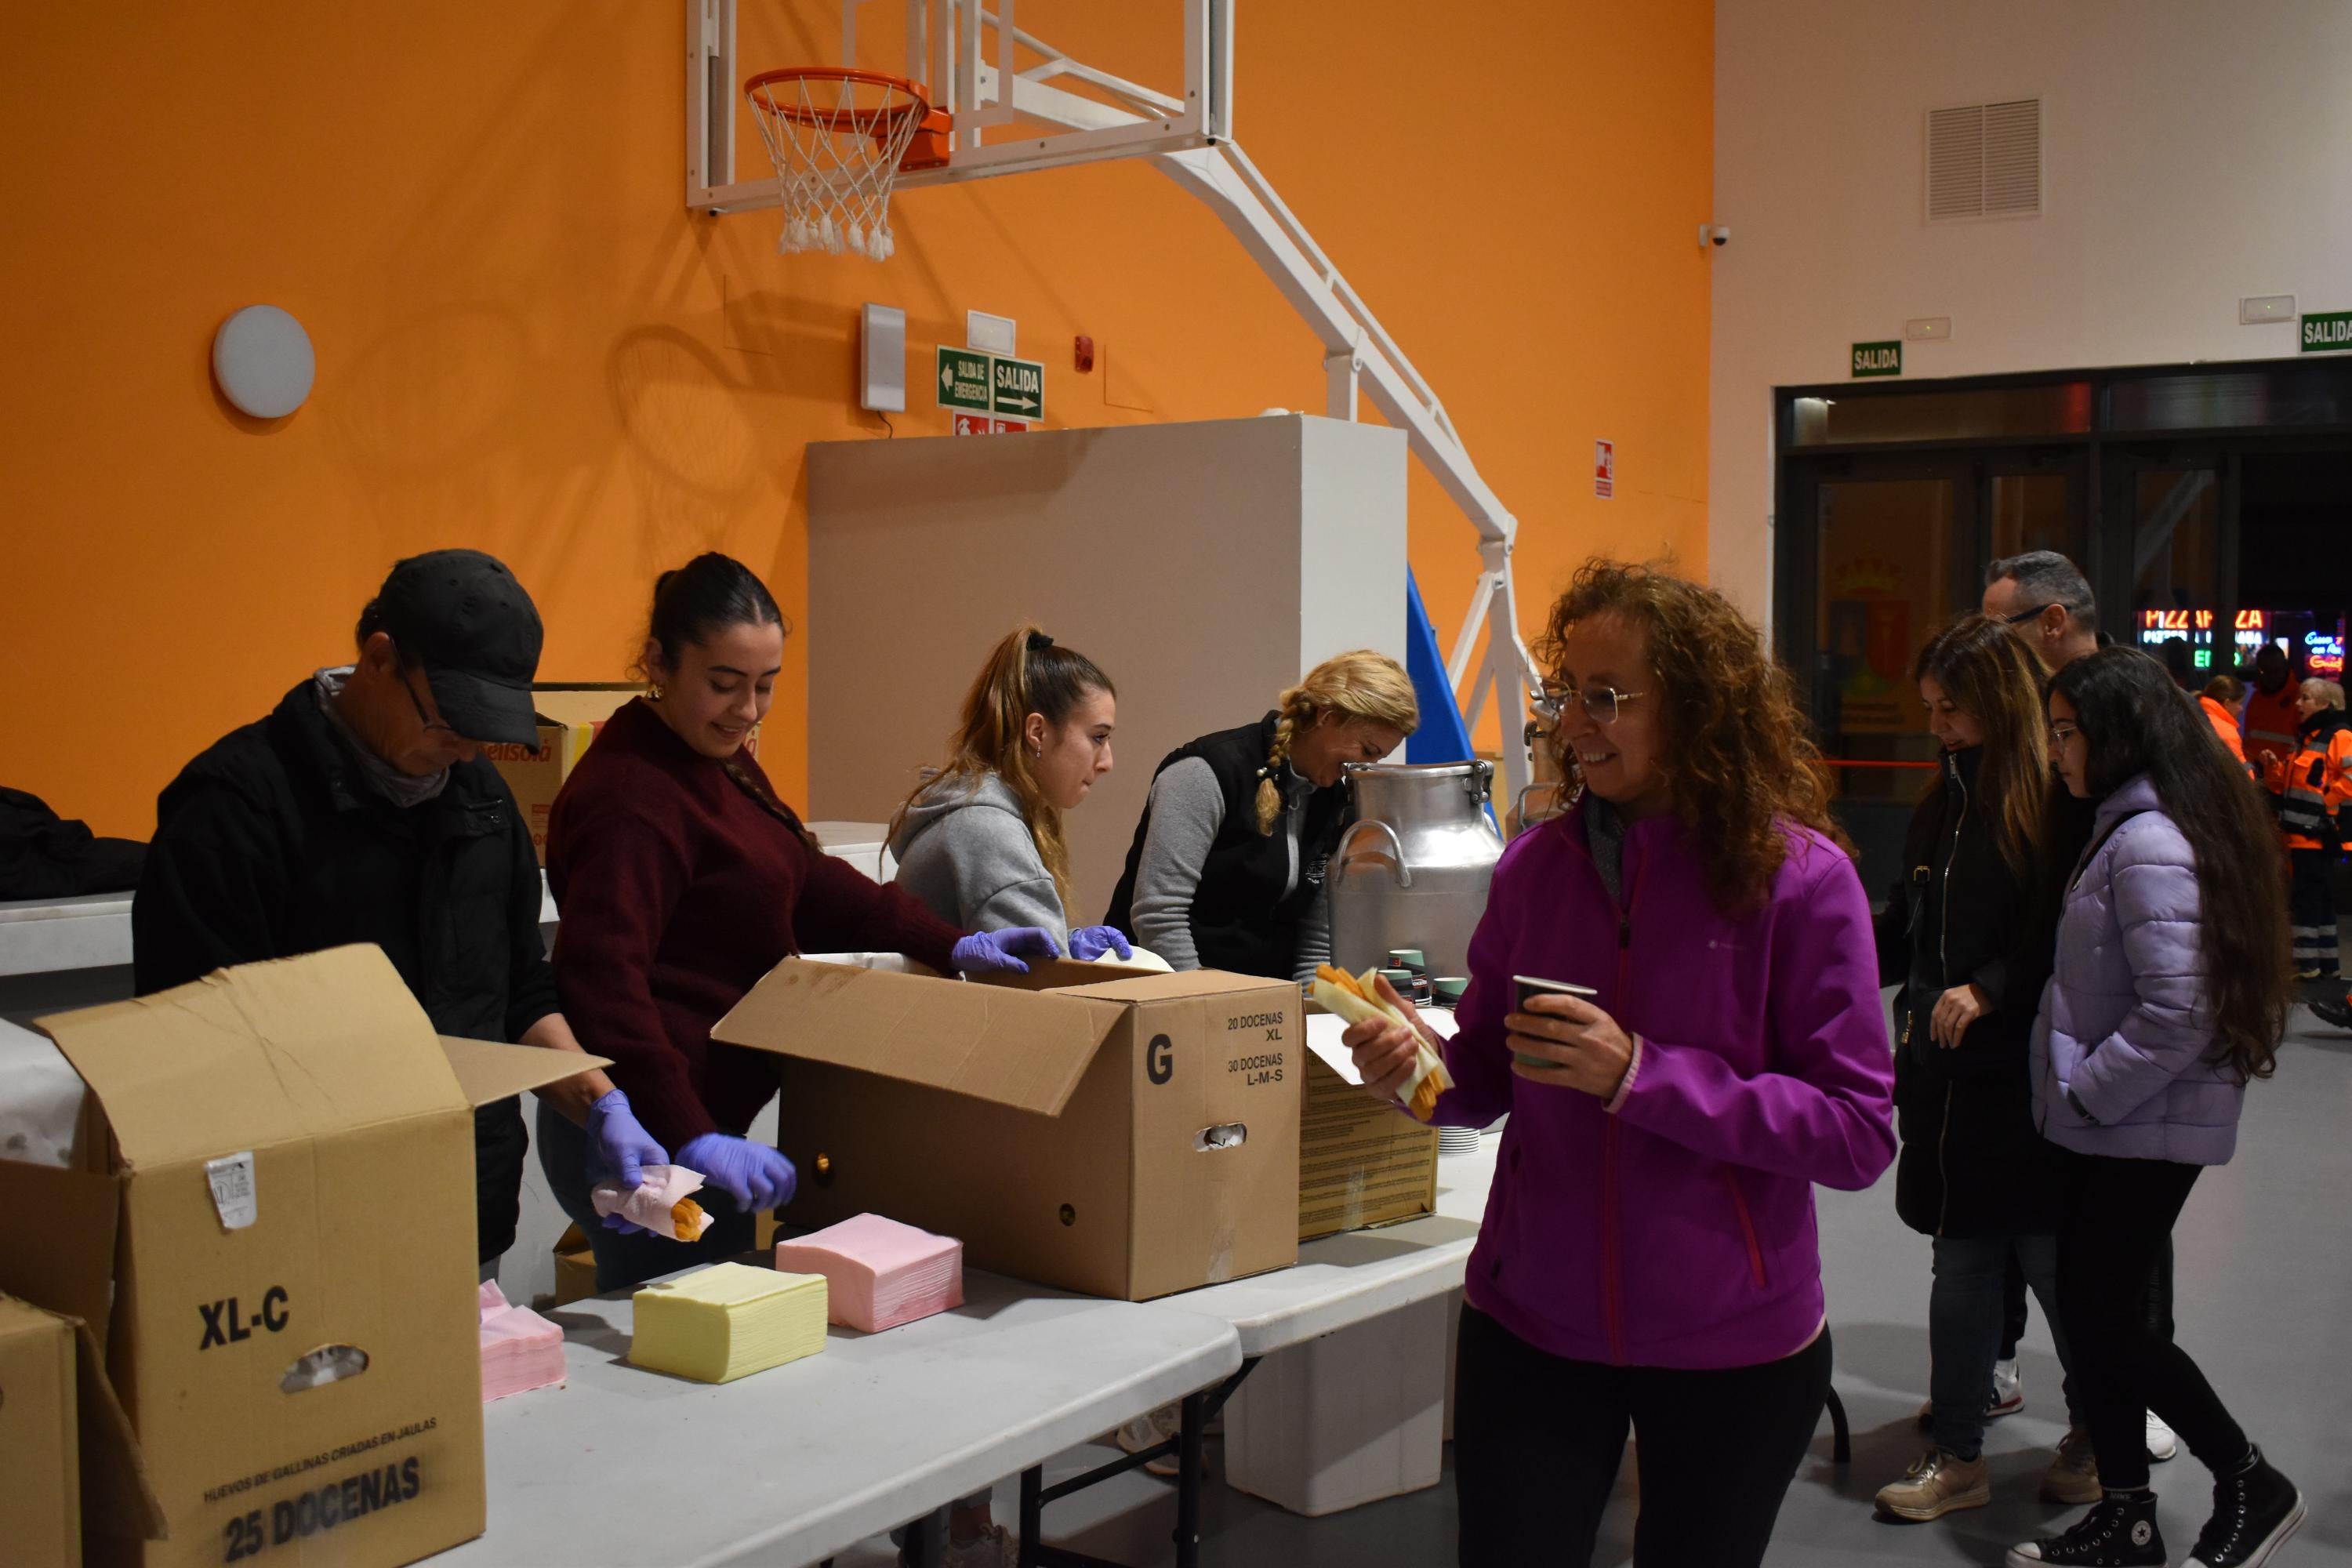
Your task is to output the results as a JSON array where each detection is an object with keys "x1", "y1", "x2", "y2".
[{"x1": 744, "y1": 67, "x2": 938, "y2": 260}]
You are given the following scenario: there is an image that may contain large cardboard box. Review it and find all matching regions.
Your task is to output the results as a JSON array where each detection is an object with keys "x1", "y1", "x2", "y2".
[
  {"x1": 713, "y1": 959, "x2": 1303, "y2": 1301},
  {"x1": 0, "y1": 1296, "x2": 81, "y2": 1566},
  {"x1": 0, "y1": 1296, "x2": 160, "y2": 1568},
  {"x1": 0, "y1": 946, "x2": 608, "y2": 1568},
  {"x1": 481, "y1": 685, "x2": 637, "y2": 865}
]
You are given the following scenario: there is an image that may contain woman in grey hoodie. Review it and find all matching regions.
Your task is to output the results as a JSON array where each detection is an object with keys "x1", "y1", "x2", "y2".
[{"x1": 891, "y1": 624, "x2": 1129, "y2": 960}]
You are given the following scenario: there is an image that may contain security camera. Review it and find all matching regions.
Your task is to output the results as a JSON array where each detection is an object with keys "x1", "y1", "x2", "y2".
[{"x1": 1698, "y1": 223, "x2": 1730, "y2": 249}]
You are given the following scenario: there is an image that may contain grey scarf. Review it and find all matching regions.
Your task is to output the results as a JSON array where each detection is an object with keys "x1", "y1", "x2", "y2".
[{"x1": 313, "y1": 667, "x2": 450, "y2": 808}]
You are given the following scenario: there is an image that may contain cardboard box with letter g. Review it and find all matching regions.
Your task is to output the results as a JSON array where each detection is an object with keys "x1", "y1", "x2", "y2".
[
  {"x1": 714, "y1": 958, "x2": 1302, "y2": 1301},
  {"x1": 0, "y1": 946, "x2": 606, "y2": 1568}
]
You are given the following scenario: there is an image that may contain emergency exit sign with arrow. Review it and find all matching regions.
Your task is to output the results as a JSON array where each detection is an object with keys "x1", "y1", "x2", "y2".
[
  {"x1": 991, "y1": 356, "x2": 1044, "y2": 420},
  {"x1": 936, "y1": 347, "x2": 992, "y2": 412}
]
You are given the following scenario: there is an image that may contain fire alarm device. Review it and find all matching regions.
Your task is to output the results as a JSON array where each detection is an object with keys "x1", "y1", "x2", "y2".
[{"x1": 1073, "y1": 335, "x2": 1096, "y2": 374}]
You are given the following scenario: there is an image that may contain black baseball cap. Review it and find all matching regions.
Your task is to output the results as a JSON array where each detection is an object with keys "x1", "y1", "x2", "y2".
[{"x1": 368, "y1": 550, "x2": 544, "y2": 746}]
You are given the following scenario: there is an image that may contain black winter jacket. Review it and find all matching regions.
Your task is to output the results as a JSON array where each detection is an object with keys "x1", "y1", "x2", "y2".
[
  {"x1": 133, "y1": 679, "x2": 561, "y2": 1264},
  {"x1": 1873, "y1": 746, "x2": 2067, "y2": 1239}
]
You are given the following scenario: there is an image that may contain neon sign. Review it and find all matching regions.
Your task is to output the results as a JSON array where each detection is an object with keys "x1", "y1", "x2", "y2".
[{"x1": 2307, "y1": 632, "x2": 2345, "y2": 678}]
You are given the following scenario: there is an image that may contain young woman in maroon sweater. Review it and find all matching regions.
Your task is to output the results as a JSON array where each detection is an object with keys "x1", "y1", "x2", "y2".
[{"x1": 541, "y1": 554, "x2": 1057, "y2": 1289}]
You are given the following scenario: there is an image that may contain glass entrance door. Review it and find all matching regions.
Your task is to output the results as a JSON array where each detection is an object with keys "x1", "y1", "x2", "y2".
[
  {"x1": 2108, "y1": 445, "x2": 2231, "y2": 678},
  {"x1": 1788, "y1": 462, "x2": 1976, "y2": 896}
]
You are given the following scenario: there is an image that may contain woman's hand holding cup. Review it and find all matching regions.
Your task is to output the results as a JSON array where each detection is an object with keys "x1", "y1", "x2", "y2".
[{"x1": 1509, "y1": 989, "x2": 1635, "y2": 1099}]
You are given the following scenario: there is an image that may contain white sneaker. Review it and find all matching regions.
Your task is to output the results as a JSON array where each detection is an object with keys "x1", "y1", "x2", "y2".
[
  {"x1": 1914, "y1": 1358, "x2": 2024, "y2": 1430},
  {"x1": 1115, "y1": 1404, "x2": 1186, "y2": 1479},
  {"x1": 2147, "y1": 1409, "x2": 2178, "y2": 1462},
  {"x1": 1991, "y1": 1358, "x2": 2023, "y2": 1416}
]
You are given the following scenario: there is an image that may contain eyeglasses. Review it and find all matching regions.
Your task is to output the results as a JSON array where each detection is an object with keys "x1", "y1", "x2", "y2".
[
  {"x1": 396, "y1": 662, "x2": 456, "y2": 737},
  {"x1": 1551, "y1": 683, "x2": 1649, "y2": 726},
  {"x1": 2049, "y1": 722, "x2": 2082, "y2": 747},
  {"x1": 2003, "y1": 601, "x2": 2083, "y2": 626}
]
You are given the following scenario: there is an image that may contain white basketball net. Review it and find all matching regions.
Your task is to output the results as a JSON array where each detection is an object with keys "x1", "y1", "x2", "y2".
[{"x1": 745, "y1": 72, "x2": 927, "y2": 260}]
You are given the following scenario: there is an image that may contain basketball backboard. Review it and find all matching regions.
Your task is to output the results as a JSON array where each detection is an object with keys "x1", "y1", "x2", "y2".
[{"x1": 688, "y1": 1, "x2": 1232, "y2": 214}]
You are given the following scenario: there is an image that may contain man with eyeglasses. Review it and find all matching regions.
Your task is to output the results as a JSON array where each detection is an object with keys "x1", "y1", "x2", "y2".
[
  {"x1": 135, "y1": 550, "x2": 656, "y2": 1284},
  {"x1": 1982, "y1": 550, "x2": 2102, "y2": 670}
]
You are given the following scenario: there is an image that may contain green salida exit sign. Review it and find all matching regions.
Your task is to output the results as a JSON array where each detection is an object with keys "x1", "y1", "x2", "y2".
[
  {"x1": 2302, "y1": 310, "x2": 2352, "y2": 354},
  {"x1": 1852, "y1": 340, "x2": 1902, "y2": 378}
]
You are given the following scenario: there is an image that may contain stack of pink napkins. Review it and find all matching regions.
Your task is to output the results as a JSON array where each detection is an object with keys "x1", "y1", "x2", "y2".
[
  {"x1": 478, "y1": 1279, "x2": 566, "y2": 1402},
  {"x1": 773, "y1": 1214, "x2": 963, "y2": 1333}
]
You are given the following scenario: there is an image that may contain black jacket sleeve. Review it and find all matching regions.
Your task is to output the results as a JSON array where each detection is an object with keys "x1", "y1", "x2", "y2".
[
  {"x1": 131, "y1": 782, "x2": 290, "y2": 996},
  {"x1": 500, "y1": 804, "x2": 561, "y2": 1043}
]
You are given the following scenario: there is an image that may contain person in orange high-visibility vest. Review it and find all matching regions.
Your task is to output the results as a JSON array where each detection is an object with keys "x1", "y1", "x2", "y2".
[
  {"x1": 2263, "y1": 678, "x2": 2352, "y2": 980},
  {"x1": 2200, "y1": 674, "x2": 2248, "y2": 766},
  {"x1": 2241, "y1": 645, "x2": 2303, "y2": 778}
]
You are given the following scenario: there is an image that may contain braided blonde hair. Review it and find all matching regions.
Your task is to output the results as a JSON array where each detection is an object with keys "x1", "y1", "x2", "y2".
[{"x1": 1254, "y1": 651, "x2": 1420, "y2": 833}]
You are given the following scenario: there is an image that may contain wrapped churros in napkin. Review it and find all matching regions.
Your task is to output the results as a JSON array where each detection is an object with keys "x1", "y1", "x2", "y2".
[{"x1": 1312, "y1": 963, "x2": 1454, "y2": 1121}]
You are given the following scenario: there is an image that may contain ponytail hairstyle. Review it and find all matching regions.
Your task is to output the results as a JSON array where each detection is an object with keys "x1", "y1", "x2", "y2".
[
  {"x1": 892, "y1": 622, "x2": 1115, "y2": 914},
  {"x1": 1255, "y1": 652, "x2": 1420, "y2": 834},
  {"x1": 633, "y1": 552, "x2": 786, "y2": 682},
  {"x1": 1914, "y1": 615, "x2": 2052, "y2": 878},
  {"x1": 2049, "y1": 648, "x2": 2290, "y2": 1083}
]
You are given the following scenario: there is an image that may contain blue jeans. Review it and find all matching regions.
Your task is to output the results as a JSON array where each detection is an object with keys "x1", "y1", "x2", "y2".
[
  {"x1": 1929, "y1": 1233, "x2": 2076, "y2": 1459},
  {"x1": 535, "y1": 1100, "x2": 758, "y2": 1294}
]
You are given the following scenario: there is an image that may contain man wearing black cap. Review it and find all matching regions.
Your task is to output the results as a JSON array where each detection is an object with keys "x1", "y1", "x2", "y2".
[{"x1": 135, "y1": 550, "x2": 666, "y2": 1279}]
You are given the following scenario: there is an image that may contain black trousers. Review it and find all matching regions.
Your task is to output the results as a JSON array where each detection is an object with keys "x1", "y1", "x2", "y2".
[
  {"x1": 1999, "y1": 1236, "x2": 2172, "y2": 1356},
  {"x1": 2051, "y1": 1145, "x2": 2249, "y2": 1490},
  {"x1": 1453, "y1": 1305, "x2": 1831, "y2": 1567}
]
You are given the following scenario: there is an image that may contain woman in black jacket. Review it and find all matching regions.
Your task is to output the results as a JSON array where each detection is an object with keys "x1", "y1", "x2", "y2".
[{"x1": 1872, "y1": 615, "x2": 2089, "y2": 1524}]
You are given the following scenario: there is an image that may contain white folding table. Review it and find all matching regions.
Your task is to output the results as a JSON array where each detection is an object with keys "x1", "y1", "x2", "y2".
[
  {"x1": 1014, "y1": 1132, "x2": 1497, "y2": 1568},
  {"x1": 439, "y1": 1265, "x2": 1239, "y2": 1568}
]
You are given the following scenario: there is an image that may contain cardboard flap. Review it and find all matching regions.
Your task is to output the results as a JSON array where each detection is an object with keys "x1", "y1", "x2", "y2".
[
  {"x1": 712, "y1": 959, "x2": 1127, "y2": 1116},
  {"x1": 71, "y1": 1315, "x2": 165, "y2": 1541},
  {"x1": 968, "y1": 956, "x2": 1173, "y2": 992},
  {"x1": 531, "y1": 686, "x2": 637, "y2": 726},
  {"x1": 437, "y1": 1037, "x2": 613, "y2": 1107},
  {"x1": 38, "y1": 946, "x2": 468, "y2": 1167},
  {"x1": 0, "y1": 1160, "x2": 120, "y2": 1342},
  {"x1": 1048, "y1": 967, "x2": 1294, "y2": 1004}
]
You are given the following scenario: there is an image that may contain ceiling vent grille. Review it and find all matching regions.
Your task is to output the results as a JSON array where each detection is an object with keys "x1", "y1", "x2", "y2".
[{"x1": 1927, "y1": 99, "x2": 2042, "y2": 222}]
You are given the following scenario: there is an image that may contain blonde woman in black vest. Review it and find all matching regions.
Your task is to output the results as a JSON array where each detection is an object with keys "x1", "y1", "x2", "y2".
[{"x1": 1105, "y1": 651, "x2": 1418, "y2": 982}]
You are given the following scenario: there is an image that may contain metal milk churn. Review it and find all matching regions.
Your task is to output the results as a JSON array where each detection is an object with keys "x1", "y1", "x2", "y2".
[{"x1": 1327, "y1": 761, "x2": 1506, "y2": 978}]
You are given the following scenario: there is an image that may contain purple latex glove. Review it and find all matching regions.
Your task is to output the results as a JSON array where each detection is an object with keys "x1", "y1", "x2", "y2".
[
  {"x1": 587, "y1": 1090, "x2": 667, "y2": 1189},
  {"x1": 677, "y1": 1133, "x2": 797, "y2": 1212},
  {"x1": 1069, "y1": 925, "x2": 1132, "y2": 963},
  {"x1": 586, "y1": 1089, "x2": 670, "y2": 1235},
  {"x1": 950, "y1": 926, "x2": 1062, "y2": 975}
]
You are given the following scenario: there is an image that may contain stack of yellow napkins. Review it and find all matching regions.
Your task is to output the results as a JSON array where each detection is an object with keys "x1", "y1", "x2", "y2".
[{"x1": 629, "y1": 1262, "x2": 829, "y2": 1384}]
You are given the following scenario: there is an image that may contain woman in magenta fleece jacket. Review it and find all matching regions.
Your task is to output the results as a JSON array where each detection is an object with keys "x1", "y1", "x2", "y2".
[{"x1": 1349, "y1": 562, "x2": 1896, "y2": 1568}]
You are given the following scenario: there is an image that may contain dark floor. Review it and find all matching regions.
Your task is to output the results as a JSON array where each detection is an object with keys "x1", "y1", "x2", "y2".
[{"x1": 841, "y1": 1006, "x2": 2352, "y2": 1566}]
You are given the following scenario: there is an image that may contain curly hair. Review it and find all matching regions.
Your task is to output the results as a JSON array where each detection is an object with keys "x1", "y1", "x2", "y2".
[{"x1": 1533, "y1": 560, "x2": 1848, "y2": 912}]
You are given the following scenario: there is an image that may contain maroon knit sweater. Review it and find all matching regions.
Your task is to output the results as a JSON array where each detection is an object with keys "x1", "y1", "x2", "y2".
[{"x1": 547, "y1": 697, "x2": 964, "y2": 1147}]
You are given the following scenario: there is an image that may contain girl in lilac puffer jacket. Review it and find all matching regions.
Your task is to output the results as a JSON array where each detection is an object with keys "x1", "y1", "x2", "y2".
[{"x1": 2005, "y1": 648, "x2": 2304, "y2": 1568}]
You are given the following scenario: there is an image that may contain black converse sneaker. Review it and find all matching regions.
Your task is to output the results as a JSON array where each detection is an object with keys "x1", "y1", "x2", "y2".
[
  {"x1": 2183, "y1": 1446, "x2": 2307, "y2": 1568},
  {"x1": 2005, "y1": 1490, "x2": 2166, "y2": 1566}
]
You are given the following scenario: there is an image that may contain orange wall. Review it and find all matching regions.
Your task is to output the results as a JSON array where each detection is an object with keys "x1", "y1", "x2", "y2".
[{"x1": 0, "y1": 2, "x2": 1711, "y2": 837}]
